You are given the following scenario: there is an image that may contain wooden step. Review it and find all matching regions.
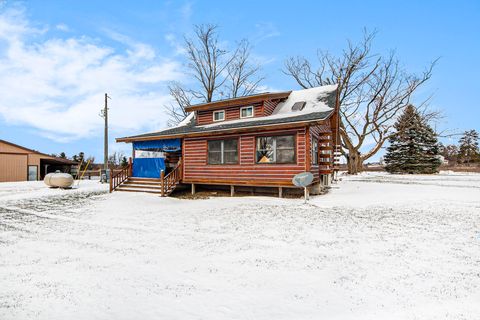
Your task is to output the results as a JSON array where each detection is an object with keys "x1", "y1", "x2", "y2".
[
  {"x1": 118, "y1": 184, "x2": 163, "y2": 190},
  {"x1": 127, "y1": 178, "x2": 161, "y2": 182},
  {"x1": 115, "y1": 188, "x2": 161, "y2": 194},
  {"x1": 124, "y1": 180, "x2": 162, "y2": 186}
]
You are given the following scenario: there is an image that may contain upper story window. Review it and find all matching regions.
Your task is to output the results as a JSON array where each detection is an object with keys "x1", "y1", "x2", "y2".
[
  {"x1": 256, "y1": 135, "x2": 295, "y2": 164},
  {"x1": 240, "y1": 106, "x2": 254, "y2": 118},
  {"x1": 213, "y1": 110, "x2": 225, "y2": 122},
  {"x1": 208, "y1": 139, "x2": 238, "y2": 164}
]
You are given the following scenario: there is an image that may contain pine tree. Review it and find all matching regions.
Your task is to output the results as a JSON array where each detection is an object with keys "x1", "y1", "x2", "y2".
[
  {"x1": 120, "y1": 156, "x2": 128, "y2": 168},
  {"x1": 384, "y1": 105, "x2": 441, "y2": 174},
  {"x1": 458, "y1": 130, "x2": 479, "y2": 165}
]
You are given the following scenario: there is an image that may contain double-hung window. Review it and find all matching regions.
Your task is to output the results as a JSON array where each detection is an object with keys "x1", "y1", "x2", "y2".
[
  {"x1": 256, "y1": 135, "x2": 295, "y2": 163},
  {"x1": 312, "y1": 138, "x2": 318, "y2": 165},
  {"x1": 213, "y1": 110, "x2": 225, "y2": 122},
  {"x1": 240, "y1": 106, "x2": 254, "y2": 118},
  {"x1": 208, "y1": 139, "x2": 238, "y2": 164}
]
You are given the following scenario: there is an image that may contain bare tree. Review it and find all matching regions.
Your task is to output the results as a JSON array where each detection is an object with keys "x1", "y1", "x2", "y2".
[
  {"x1": 226, "y1": 40, "x2": 264, "y2": 98},
  {"x1": 165, "y1": 24, "x2": 264, "y2": 126},
  {"x1": 165, "y1": 83, "x2": 193, "y2": 127},
  {"x1": 184, "y1": 24, "x2": 233, "y2": 103},
  {"x1": 284, "y1": 30, "x2": 437, "y2": 174}
]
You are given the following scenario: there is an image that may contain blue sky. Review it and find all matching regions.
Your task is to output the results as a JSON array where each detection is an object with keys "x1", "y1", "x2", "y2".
[{"x1": 0, "y1": 0, "x2": 478, "y2": 161}]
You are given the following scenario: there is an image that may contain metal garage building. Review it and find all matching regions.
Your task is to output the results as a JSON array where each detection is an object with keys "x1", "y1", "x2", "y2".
[{"x1": 0, "y1": 139, "x2": 77, "y2": 182}]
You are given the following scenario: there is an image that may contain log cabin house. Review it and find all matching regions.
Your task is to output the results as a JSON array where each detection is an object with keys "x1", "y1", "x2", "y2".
[{"x1": 114, "y1": 84, "x2": 340, "y2": 197}]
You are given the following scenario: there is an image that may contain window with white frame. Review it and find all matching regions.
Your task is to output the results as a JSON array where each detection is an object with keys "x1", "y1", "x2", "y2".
[
  {"x1": 208, "y1": 139, "x2": 238, "y2": 164},
  {"x1": 256, "y1": 135, "x2": 295, "y2": 164},
  {"x1": 240, "y1": 106, "x2": 254, "y2": 118},
  {"x1": 213, "y1": 110, "x2": 225, "y2": 122},
  {"x1": 312, "y1": 138, "x2": 318, "y2": 165}
]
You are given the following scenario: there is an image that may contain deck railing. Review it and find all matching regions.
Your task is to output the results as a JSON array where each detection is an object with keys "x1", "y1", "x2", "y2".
[
  {"x1": 109, "y1": 160, "x2": 132, "y2": 193},
  {"x1": 161, "y1": 158, "x2": 182, "y2": 196}
]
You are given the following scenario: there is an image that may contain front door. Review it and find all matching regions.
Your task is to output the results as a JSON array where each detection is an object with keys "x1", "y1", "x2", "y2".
[{"x1": 27, "y1": 165, "x2": 38, "y2": 181}]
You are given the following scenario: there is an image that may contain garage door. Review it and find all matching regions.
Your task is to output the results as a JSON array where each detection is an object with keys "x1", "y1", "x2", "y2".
[{"x1": 0, "y1": 154, "x2": 28, "y2": 182}]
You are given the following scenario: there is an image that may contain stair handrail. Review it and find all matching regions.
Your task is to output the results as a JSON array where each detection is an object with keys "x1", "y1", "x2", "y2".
[
  {"x1": 109, "y1": 163, "x2": 132, "y2": 193},
  {"x1": 161, "y1": 158, "x2": 182, "y2": 196}
]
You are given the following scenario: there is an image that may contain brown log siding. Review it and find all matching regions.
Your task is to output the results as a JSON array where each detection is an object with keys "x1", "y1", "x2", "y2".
[
  {"x1": 183, "y1": 128, "x2": 308, "y2": 186},
  {"x1": 196, "y1": 104, "x2": 263, "y2": 125},
  {"x1": 263, "y1": 99, "x2": 279, "y2": 116}
]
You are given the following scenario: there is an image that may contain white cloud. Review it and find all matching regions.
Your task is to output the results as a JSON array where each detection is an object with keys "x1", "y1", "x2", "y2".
[
  {"x1": 253, "y1": 22, "x2": 280, "y2": 44},
  {"x1": 179, "y1": 2, "x2": 193, "y2": 21},
  {"x1": 55, "y1": 23, "x2": 70, "y2": 32},
  {"x1": 0, "y1": 6, "x2": 183, "y2": 142}
]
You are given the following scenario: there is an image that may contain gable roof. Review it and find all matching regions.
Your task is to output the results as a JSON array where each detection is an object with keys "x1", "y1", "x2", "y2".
[
  {"x1": 117, "y1": 84, "x2": 338, "y2": 142},
  {"x1": 0, "y1": 139, "x2": 77, "y2": 164},
  {"x1": 184, "y1": 91, "x2": 292, "y2": 112}
]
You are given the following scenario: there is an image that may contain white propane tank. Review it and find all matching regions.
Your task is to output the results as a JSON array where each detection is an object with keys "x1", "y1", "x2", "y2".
[{"x1": 44, "y1": 171, "x2": 74, "y2": 188}]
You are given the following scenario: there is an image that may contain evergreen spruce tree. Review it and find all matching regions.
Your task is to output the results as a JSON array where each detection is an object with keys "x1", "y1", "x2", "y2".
[
  {"x1": 120, "y1": 156, "x2": 128, "y2": 168},
  {"x1": 384, "y1": 105, "x2": 441, "y2": 174},
  {"x1": 458, "y1": 130, "x2": 479, "y2": 164}
]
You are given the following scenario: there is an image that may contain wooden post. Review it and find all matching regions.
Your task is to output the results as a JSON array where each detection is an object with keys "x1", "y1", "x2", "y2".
[
  {"x1": 160, "y1": 170, "x2": 165, "y2": 197},
  {"x1": 128, "y1": 157, "x2": 132, "y2": 177},
  {"x1": 109, "y1": 169, "x2": 113, "y2": 193},
  {"x1": 278, "y1": 187, "x2": 283, "y2": 198},
  {"x1": 230, "y1": 185, "x2": 234, "y2": 197},
  {"x1": 191, "y1": 183, "x2": 196, "y2": 195}
]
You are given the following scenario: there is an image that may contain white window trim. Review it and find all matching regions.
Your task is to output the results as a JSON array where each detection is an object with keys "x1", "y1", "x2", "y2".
[
  {"x1": 208, "y1": 139, "x2": 238, "y2": 164},
  {"x1": 213, "y1": 110, "x2": 225, "y2": 122},
  {"x1": 240, "y1": 106, "x2": 254, "y2": 119}
]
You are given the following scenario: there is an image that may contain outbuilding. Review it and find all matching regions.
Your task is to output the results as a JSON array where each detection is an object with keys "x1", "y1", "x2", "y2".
[{"x1": 0, "y1": 139, "x2": 77, "y2": 182}]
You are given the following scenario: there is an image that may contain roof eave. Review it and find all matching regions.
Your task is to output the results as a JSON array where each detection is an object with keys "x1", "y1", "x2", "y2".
[{"x1": 116, "y1": 111, "x2": 333, "y2": 143}]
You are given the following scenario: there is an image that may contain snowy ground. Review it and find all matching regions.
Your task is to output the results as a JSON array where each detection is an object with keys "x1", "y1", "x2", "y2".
[{"x1": 0, "y1": 173, "x2": 479, "y2": 320}]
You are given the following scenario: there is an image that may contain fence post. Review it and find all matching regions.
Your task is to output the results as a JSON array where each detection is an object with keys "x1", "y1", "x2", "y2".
[
  {"x1": 109, "y1": 169, "x2": 113, "y2": 193},
  {"x1": 128, "y1": 157, "x2": 133, "y2": 177},
  {"x1": 160, "y1": 170, "x2": 165, "y2": 197}
]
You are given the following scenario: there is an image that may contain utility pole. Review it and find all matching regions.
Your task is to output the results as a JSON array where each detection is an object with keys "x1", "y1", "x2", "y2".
[{"x1": 100, "y1": 93, "x2": 111, "y2": 182}]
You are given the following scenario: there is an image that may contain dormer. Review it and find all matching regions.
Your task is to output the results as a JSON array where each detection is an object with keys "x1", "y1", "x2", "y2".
[{"x1": 184, "y1": 91, "x2": 292, "y2": 126}]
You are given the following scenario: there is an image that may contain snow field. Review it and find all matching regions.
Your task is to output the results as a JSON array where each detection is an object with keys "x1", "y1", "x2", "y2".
[{"x1": 0, "y1": 173, "x2": 479, "y2": 319}]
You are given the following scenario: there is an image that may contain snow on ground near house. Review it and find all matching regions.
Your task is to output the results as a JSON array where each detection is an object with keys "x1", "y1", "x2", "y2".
[{"x1": 0, "y1": 173, "x2": 479, "y2": 320}]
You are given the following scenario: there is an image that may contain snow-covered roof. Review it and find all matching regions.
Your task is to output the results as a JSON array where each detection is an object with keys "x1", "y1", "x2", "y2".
[
  {"x1": 117, "y1": 85, "x2": 337, "y2": 142},
  {"x1": 200, "y1": 85, "x2": 337, "y2": 129},
  {"x1": 176, "y1": 112, "x2": 195, "y2": 127},
  {"x1": 272, "y1": 85, "x2": 337, "y2": 116}
]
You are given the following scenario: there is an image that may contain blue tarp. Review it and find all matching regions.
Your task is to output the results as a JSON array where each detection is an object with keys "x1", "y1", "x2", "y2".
[
  {"x1": 133, "y1": 139, "x2": 181, "y2": 151},
  {"x1": 132, "y1": 158, "x2": 165, "y2": 178}
]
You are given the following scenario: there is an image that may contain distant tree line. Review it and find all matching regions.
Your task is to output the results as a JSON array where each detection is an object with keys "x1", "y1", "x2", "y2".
[
  {"x1": 50, "y1": 151, "x2": 129, "y2": 171},
  {"x1": 439, "y1": 130, "x2": 480, "y2": 166}
]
